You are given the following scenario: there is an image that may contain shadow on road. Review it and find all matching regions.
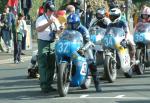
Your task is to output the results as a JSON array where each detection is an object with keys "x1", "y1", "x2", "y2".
[
  {"x1": 116, "y1": 100, "x2": 150, "y2": 103},
  {"x1": 0, "y1": 90, "x2": 59, "y2": 100}
]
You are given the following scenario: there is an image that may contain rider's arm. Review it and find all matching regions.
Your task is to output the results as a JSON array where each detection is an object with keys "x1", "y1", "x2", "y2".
[
  {"x1": 89, "y1": 18, "x2": 97, "y2": 29},
  {"x1": 122, "y1": 21, "x2": 129, "y2": 39},
  {"x1": 104, "y1": 17, "x2": 111, "y2": 26}
]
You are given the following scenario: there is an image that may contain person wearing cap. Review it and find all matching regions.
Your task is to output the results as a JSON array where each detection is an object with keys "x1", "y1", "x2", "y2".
[
  {"x1": 36, "y1": 1, "x2": 61, "y2": 93},
  {"x1": 120, "y1": 4, "x2": 127, "y2": 23}
]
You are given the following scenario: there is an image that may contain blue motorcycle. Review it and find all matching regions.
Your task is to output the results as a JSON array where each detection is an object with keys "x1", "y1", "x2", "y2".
[
  {"x1": 134, "y1": 23, "x2": 150, "y2": 74},
  {"x1": 55, "y1": 30, "x2": 91, "y2": 97},
  {"x1": 102, "y1": 27, "x2": 133, "y2": 83}
]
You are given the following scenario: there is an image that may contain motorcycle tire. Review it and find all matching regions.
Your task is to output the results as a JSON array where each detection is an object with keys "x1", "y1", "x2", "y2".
[
  {"x1": 104, "y1": 56, "x2": 117, "y2": 83},
  {"x1": 57, "y1": 62, "x2": 70, "y2": 97},
  {"x1": 135, "y1": 49, "x2": 145, "y2": 75},
  {"x1": 80, "y1": 76, "x2": 91, "y2": 89}
]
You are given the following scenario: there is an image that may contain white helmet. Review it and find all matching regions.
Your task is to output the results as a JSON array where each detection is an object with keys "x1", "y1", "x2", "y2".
[
  {"x1": 109, "y1": 8, "x2": 121, "y2": 23},
  {"x1": 141, "y1": 7, "x2": 150, "y2": 20},
  {"x1": 142, "y1": 6, "x2": 150, "y2": 15}
]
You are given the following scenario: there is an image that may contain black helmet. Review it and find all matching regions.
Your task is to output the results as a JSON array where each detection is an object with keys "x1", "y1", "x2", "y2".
[
  {"x1": 96, "y1": 7, "x2": 106, "y2": 20},
  {"x1": 44, "y1": 1, "x2": 55, "y2": 12}
]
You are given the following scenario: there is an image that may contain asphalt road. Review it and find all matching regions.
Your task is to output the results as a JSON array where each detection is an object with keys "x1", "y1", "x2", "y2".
[{"x1": 0, "y1": 56, "x2": 150, "y2": 103}]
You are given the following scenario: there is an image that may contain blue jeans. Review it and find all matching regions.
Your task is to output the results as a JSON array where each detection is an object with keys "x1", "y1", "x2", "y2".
[{"x1": 2, "y1": 29, "x2": 11, "y2": 49}]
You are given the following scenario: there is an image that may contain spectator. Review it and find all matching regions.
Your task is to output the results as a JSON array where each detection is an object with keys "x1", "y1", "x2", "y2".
[
  {"x1": 1, "y1": 6, "x2": 14, "y2": 53},
  {"x1": 21, "y1": 0, "x2": 32, "y2": 20},
  {"x1": 14, "y1": 13, "x2": 27, "y2": 64},
  {"x1": 21, "y1": 15, "x2": 27, "y2": 55},
  {"x1": 55, "y1": 10, "x2": 67, "y2": 29},
  {"x1": 36, "y1": 1, "x2": 61, "y2": 93},
  {"x1": 85, "y1": 5, "x2": 93, "y2": 28},
  {"x1": 66, "y1": 5, "x2": 75, "y2": 16},
  {"x1": 37, "y1": 2, "x2": 46, "y2": 17},
  {"x1": 120, "y1": 4, "x2": 127, "y2": 23},
  {"x1": 108, "y1": 0, "x2": 119, "y2": 10}
]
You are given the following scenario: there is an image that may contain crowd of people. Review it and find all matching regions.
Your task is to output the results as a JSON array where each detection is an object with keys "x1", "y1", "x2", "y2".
[
  {"x1": 0, "y1": 0, "x2": 32, "y2": 63},
  {"x1": 0, "y1": 0, "x2": 149, "y2": 94}
]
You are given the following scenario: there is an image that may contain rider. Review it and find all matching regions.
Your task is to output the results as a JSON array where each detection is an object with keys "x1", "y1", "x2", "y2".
[
  {"x1": 108, "y1": 8, "x2": 136, "y2": 65},
  {"x1": 89, "y1": 7, "x2": 111, "y2": 29},
  {"x1": 140, "y1": 6, "x2": 150, "y2": 23},
  {"x1": 67, "y1": 13, "x2": 102, "y2": 92}
]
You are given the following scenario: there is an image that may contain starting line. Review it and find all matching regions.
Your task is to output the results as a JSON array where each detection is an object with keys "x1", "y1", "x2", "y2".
[{"x1": 53, "y1": 95, "x2": 150, "y2": 100}]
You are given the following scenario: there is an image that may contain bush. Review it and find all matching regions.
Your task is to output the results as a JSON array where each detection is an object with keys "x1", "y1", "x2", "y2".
[{"x1": 0, "y1": 0, "x2": 8, "y2": 14}]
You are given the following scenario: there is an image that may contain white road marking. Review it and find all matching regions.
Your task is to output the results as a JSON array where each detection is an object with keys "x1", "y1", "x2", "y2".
[
  {"x1": 0, "y1": 56, "x2": 31, "y2": 64},
  {"x1": 80, "y1": 95, "x2": 89, "y2": 98},
  {"x1": 53, "y1": 96, "x2": 150, "y2": 100},
  {"x1": 114, "y1": 95, "x2": 125, "y2": 98}
]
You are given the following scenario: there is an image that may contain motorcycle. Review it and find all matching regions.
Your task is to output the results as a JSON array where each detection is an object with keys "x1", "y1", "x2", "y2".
[
  {"x1": 55, "y1": 30, "x2": 92, "y2": 97},
  {"x1": 102, "y1": 27, "x2": 133, "y2": 83},
  {"x1": 134, "y1": 23, "x2": 150, "y2": 74},
  {"x1": 89, "y1": 26, "x2": 106, "y2": 66}
]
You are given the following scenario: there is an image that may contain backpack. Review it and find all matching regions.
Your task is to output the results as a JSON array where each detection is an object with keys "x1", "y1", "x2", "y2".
[{"x1": 38, "y1": 6, "x2": 44, "y2": 16}]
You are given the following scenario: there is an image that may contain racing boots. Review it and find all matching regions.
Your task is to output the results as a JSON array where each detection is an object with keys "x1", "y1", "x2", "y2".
[{"x1": 89, "y1": 63, "x2": 102, "y2": 92}]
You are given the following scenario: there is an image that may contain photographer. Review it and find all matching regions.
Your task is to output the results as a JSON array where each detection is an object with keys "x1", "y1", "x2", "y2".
[{"x1": 36, "y1": 1, "x2": 61, "y2": 93}]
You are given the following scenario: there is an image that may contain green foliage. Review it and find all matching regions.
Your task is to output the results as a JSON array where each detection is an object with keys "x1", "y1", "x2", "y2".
[
  {"x1": 29, "y1": 0, "x2": 42, "y2": 21},
  {"x1": 29, "y1": 0, "x2": 64, "y2": 21},
  {"x1": 0, "y1": 0, "x2": 8, "y2": 14}
]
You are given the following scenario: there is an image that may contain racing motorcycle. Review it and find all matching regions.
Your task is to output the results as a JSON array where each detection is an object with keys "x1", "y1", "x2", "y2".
[
  {"x1": 102, "y1": 27, "x2": 133, "y2": 83},
  {"x1": 134, "y1": 23, "x2": 150, "y2": 74},
  {"x1": 55, "y1": 30, "x2": 92, "y2": 97},
  {"x1": 89, "y1": 26, "x2": 106, "y2": 66}
]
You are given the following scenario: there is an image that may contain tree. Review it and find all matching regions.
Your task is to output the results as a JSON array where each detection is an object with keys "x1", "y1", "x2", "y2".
[{"x1": 0, "y1": 0, "x2": 8, "y2": 14}]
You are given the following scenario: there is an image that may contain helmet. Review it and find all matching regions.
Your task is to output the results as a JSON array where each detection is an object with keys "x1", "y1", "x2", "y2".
[
  {"x1": 44, "y1": 1, "x2": 55, "y2": 12},
  {"x1": 120, "y1": 4, "x2": 126, "y2": 8},
  {"x1": 109, "y1": 8, "x2": 121, "y2": 23},
  {"x1": 96, "y1": 7, "x2": 106, "y2": 20},
  {"x1": 141, "y1": 7, "x2": 150, "y2": 19},
  {"x1": 67, "y1": 13, "x2": 80, "y2": 30}
]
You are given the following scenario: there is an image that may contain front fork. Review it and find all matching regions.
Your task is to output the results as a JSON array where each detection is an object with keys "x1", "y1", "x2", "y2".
[{"x1": 105, "y1": 49, "x2": 116, "y2": 62}]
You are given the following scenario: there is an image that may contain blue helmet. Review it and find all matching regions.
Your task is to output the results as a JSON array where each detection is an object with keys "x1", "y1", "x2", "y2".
[{"x1": 67, "y1": 13, "x2": 80, "y2": 30}]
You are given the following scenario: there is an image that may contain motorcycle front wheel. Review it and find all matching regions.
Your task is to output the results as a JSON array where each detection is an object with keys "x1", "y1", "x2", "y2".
[
  {"x1": 104, "y1": 56, "x2": 117, "y2": 83},
  {"x1": 135, "y1": 49, "x2": 145, "y2": 75},
  {"x1": 57, "y1": 62, "x2": 70, "y2": 97}
]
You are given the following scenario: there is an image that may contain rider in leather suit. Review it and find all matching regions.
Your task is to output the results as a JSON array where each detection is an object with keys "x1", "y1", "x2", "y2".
[
  {"x1": 108, "y1": 8, "x2": 136, "y2": 64},
  {"x1": 89, "y1": 7, "x2": 111, "y2": 29},
  {"x1": 67, "y1": 13, "x2": 102, "y2": 92}
]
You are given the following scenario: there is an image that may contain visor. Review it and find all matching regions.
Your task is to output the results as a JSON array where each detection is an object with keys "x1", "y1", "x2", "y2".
[
  {"x1": 141, "y1": 14, "x2": 150, "y2": 19},
  {"x1": 68, "y1": 22, "x2": 80, "y2": 30},
  {"x1": 110, "y1": 15, "x2": 120, "y2": 21}
]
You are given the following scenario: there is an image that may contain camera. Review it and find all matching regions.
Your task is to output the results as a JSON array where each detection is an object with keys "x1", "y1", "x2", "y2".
[{"x1": 49, "y1": 30, "x2": 57, "y2": 42}]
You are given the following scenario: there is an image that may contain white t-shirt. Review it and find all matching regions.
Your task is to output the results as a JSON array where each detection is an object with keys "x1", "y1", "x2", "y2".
[
  {"x1": 17, "y1": 19, "x2": 27, "y2": 35},
  {"x1": 36, "y1": 14, "x2": 61, "y2": 41}
]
